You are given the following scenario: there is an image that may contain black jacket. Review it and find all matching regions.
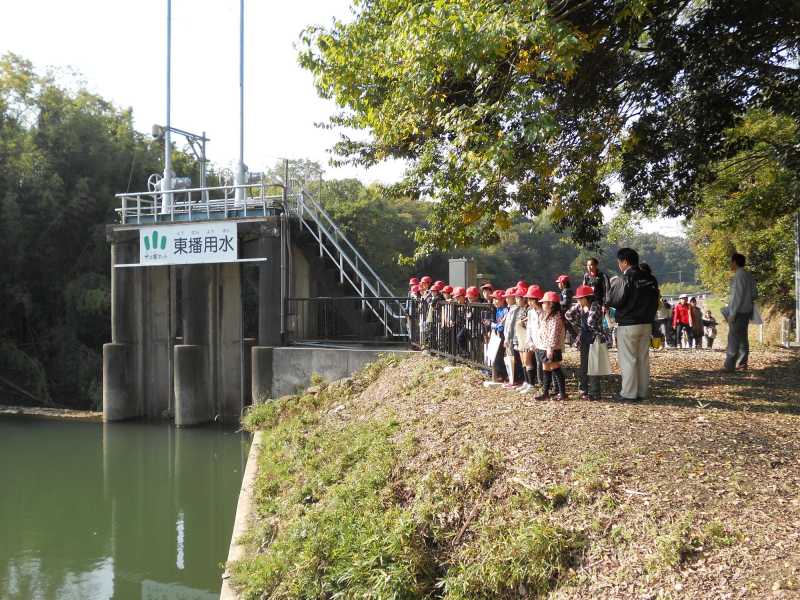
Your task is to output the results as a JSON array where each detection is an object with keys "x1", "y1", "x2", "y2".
[
  {"x1": 606, "y1": 266, "x2": 660, "y2": 325},
  {"x1": 582, "y1": 271, "x2": 609, "y2": 305}
]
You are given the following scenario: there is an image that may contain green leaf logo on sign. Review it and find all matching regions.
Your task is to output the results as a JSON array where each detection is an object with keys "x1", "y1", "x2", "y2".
[{"x1": 143, "y1": 231, "x2": 168, "y2": 251}]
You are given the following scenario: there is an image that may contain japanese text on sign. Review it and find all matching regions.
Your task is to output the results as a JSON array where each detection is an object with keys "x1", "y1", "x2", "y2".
[{"x1": 139, "y1": 222, "x2": 238, "y2": 265}]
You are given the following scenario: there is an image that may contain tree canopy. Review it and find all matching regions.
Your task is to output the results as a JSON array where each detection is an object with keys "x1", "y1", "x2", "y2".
[
  {"x1": 299, "y1": 0, "x2": 800, "y2": 254},
  {"x1": 0, "y1": 54, "x2": 194, "y2": 407}
]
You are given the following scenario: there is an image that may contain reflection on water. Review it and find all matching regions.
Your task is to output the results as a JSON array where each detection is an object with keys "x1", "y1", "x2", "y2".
[{"x1": 0, "y1": 416, "x2": 250, "y2": 599}]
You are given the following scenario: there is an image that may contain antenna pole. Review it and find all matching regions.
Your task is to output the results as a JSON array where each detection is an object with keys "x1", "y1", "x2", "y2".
[{"x1": 161, "y1": 0, "x2": 173, "y2": 214}]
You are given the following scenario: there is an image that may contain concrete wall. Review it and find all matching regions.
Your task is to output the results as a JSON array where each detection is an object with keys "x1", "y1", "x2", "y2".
[{"x1": 252, "y1": 346, "x2": 415, "y2": 400}]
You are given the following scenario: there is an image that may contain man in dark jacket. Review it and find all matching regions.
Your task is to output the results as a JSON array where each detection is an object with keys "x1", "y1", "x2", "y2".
[{"x1": 606, "y1": 247, "x2": 660, "y2": 401}]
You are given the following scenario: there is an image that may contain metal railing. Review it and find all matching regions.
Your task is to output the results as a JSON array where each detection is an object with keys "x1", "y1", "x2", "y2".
[
  {"x1": 286, "y1": 297, "x2": 411, "y2": 342},
  {"x1": 409, "y1": 299, "x2": 496, "y2": 368},
  {"x1": 290, "y1": 189, "x2": 404, "y2": 336},
  {"x1": 115, "y1": 184, "x2": 285, "y2": 224}
]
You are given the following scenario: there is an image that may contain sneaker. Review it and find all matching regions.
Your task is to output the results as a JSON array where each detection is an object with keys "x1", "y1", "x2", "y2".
[
  {"x1": 517, "y1": 383, "x2": 533, "y2": 393},
  {"x1": 579, "y1": 392, "x2": 591, "y2": 401},
  {"x1": 483, "y1": 381, "x2": 502, "y2": 388},
  {"x1": 556, "y1": 393, "x2": 569, "y2": 401},
  {"x1": 533, "y1": 392, "x2": 550, "y2": 401}
]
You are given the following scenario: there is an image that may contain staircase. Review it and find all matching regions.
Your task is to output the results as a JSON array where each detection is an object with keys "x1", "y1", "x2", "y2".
[{"x1": 288, "y1": 189, "x2": 408, "y2": 339}]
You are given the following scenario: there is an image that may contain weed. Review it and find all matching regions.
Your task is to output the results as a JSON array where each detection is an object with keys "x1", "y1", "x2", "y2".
[
  {"x1": 442, "y1": 508, "x2": 583, "y2": 599},
  {"x1": 464, "y1": 447, "x2": 503, "y2": 490}
]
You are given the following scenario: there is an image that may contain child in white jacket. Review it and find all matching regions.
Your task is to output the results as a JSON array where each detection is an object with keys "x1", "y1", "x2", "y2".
[{"x1": 524, "y1": 286, "x2": 544, "y2": 392}]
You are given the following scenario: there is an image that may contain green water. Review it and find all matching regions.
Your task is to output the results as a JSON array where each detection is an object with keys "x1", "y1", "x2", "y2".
[{"x1": 0, "y1": 416, "x2": 250, "y2": 600}]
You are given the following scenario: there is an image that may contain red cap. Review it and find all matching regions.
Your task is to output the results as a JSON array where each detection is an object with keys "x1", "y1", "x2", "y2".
[
  {"x1": 420, "y1": 275, "x2": 433, "y2": 284},
  {"x1": 480, "y1": 283, "x2": 494, "y2": 291},
  {"x1": 524, "y1": 285, "x2": 544, "y2": 299},
  {"x1": 410, "y1": 285, "x2": 420, "y2": 293},
  {"x1": 466, "y1": 286, "x2": 480, "y2": 298},
  {"x1": 430, "y1": 284, "x2": 443, "y2": 292},
  {"x1": 434, "y1": 280, "x2": 445, "y2": 287},
  {"x1": 516, "y1": 280, "x2": 529, "y2": 290},
  {"x1": 542, "y1": 291, "x2": 560, "y2": 303},
  {"x1": 556, "y1": 274, "x2": 570, "y2": 284},
  {"x1": 574, "y1": 284, "x2": 595, "y2": 299},
  {"x1": 452, "y1": 286, "x2": 466, "y2": 298},
  {"x1": 505, "y1": 287, "x2": 519, "y2": 297},
  {"x1": 409, "y1": 277, "x2": 419, "y2": 286},
  {"x1": 442, "y1": 285, "x2": 453, "y2": 294},
  {"x1": 492, "y1": 289, "x2": 506, "y2": 300}
]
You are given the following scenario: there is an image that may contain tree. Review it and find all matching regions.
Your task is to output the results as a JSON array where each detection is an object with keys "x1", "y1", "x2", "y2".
[
  {"x1": 299, "y1": 1, "x2": 800, "y2": 255},
  {"x1": 689, "y1": 110, "x2": 799, "y2": 310},
  {"x1": 0, "y1": 54, "x2": 192, "y2": 407}
]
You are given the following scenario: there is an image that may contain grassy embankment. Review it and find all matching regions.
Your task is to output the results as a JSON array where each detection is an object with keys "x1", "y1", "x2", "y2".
[{"x1": 231, "y1": 349, "x2": 800, "y2": 599}]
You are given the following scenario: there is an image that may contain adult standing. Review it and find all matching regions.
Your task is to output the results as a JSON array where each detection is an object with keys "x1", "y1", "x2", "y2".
[
  {"x1": 724, "y1": 253, "x2": 758, "y2": 372},
  {"x1": 689, "y1": 297, "x2": 704, "y2": 348},
  {"x1": 672, "y1": 294, "x2": 692, "y2": 348},
  {"x1": 606, "y1": 248, "x2": 660, "y2": 401},
  {"x1": 583, "y1": 257, "x2": 609, "y2": 307}
]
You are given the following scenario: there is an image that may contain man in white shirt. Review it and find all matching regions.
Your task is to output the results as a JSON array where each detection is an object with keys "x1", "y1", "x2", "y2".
[{"x1": 723, "y1": 253, "x2": 758, "y2": 372}]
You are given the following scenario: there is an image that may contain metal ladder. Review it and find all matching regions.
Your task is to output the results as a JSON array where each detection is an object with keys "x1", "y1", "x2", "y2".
[{"x1": 290, "y1": 189, "x2": 408, "y2": 338}]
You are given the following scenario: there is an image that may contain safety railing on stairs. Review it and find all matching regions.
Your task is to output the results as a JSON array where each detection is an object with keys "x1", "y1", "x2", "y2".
[{"x1": 288, "y1": 189, "x2": 407, "y2": 338}]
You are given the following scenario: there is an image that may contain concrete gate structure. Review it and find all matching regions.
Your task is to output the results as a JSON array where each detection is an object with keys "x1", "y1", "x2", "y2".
[{"x1": 102, "y1": 184, "x2": 410, "y2": 426}]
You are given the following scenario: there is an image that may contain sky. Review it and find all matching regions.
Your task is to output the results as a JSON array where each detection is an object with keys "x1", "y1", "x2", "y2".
[{"x1": 0, "y1": 0, "x2": 684, "y2": 236}]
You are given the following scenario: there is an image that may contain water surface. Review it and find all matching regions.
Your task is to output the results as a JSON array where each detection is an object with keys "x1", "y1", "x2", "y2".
[{"x1": 0, "y1": 416, "x2": 250, "y2": 599}]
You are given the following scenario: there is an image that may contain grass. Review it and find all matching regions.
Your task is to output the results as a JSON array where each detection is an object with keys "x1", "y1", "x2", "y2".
[{"x1": 232, "y1": 355, "x2": 585, "y2": 600}]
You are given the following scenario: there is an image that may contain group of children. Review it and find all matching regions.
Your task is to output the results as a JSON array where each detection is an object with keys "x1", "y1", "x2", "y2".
[{"x1": 408, "y1": 276, "x2": 609, "y2": 401}]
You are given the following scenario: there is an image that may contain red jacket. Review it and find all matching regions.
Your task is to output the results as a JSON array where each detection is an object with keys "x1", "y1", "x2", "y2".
[{"x1": 672, "y1": 302, "x2": 692, "y2": 327}]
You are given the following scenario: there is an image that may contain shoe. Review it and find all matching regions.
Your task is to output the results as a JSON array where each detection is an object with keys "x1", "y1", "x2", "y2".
[
  {"x1": 556, "y1": 393, "x2": 569, "y2": 401},
  {"x1": 736, "y1": 364, "x2": 748, "y2": 371},
  {"x1": 579, "y1": 392, "x2": 591, "y2": 401},
  {"x1": 502, "y1": 382, "x2": 520, "y2": 389},
  {"x1": 533, "y1": 392, "x2": 550, "y2": 401},
  {"x1": 613, "y1": 394, "x2": 639, "y2": 402},
  {"x1": 517, "y1": 383, "x2": 533, "y2": 393},
  {"x1": 483, "y1": 381, "x2": 502, "y2": 388}
]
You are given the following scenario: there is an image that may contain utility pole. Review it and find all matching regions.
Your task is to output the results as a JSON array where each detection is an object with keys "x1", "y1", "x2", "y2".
[{"x1": 161, "y1": 0, "x2": 173, "y2": 215}]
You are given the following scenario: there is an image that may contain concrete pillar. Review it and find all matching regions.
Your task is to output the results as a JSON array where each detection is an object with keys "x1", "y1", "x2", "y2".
[
  {"x1": 182, "y1": 265, "x2": 210, "y2": 346},
  {"x1": 105, "y1": 238, "x2": 142, "y2": 422},
  {"x1": 258, "y1": 234, "x2": 282, "y2": 347},
  {"x1": 103, "y1": 343, "x2": 136, "y2": 421},
  {"x1": 219, "y1": 263, "x2": 243, "y2": 422},
  {"x1": 142, "y1": 265, "x2": 172, "y2": 418},
  {"x1": 174, "y1": 344, "x2": 209, "y2": 426},
  {"x1": 251, "y1": 346, "x2": 273, "y2": 404}
]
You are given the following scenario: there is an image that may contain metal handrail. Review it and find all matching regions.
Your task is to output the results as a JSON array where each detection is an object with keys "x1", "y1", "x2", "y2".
[
  {"x1": 291, "y1": 189, "x2": 406, "y2": 334},
  {"x1": 296, "y1": 189, "x2": 396, "y2": 298}
]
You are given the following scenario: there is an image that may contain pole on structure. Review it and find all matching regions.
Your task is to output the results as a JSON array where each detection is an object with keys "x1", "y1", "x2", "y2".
[
  {"x1": 161, "y1": 0, "x2": 173, "y2": 215},
  {"x1": 234, "y1": 0, "x2": 246, "y2": 207},
  {"x1": 794, "y1": 211, "x2": 800, "y2": 344}
]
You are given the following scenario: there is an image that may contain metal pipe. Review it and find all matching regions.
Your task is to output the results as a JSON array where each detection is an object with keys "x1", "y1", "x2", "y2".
[
  {"x1": 161, "y1": 0, "x2": 173, "y2": 215},
  {"x1": 234, "y1": 0, "x2": 245, "y2": 206}
]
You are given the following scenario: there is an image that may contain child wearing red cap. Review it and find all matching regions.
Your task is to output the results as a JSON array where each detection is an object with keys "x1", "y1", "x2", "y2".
[
  {"x1": 565, "y1": 285, "x2": 606, "y2": 400},
  {"x1": 535, "y1": 291, "x2": 568, "y2": 400}
]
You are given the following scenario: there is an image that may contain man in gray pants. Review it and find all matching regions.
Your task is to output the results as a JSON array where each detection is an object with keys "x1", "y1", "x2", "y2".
[{"x1": 723, "y1": 253, "x2": 758, "y2": 372}]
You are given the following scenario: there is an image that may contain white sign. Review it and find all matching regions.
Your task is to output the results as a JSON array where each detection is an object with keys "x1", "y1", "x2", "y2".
[{"x1": 139, "y1": 222, "x2": 238, "y2": 266}]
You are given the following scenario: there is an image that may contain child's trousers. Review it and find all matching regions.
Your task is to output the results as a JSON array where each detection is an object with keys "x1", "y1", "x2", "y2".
[{"x1": 578, "y1": 343, "x2": 601, "y2": 397}]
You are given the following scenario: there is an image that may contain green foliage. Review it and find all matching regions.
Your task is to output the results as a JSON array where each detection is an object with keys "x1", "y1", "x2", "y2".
[
  {"x1": 689, "y1": 110, "x2": 799, "y2": 311},
  {"x1": 0, "y1": 54, "x2": 196, "y2": 406},
  {"x1": 442, "y1": 508, "x2": 582, "y2": 599},
  {"x1": 300, "y1": 1, "x2": 800, "y2": 253}
]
